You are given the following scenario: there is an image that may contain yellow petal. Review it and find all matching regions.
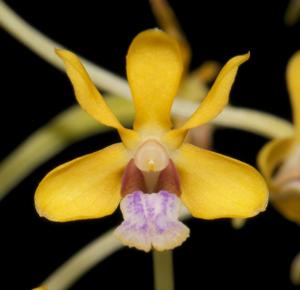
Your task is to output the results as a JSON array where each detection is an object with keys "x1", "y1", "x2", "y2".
[
  {"x1": 56, "y1": 49, "x2": 139, "y2": 148},
  {"x1": 126, "y1": 29, "x2": 183, "y2": 133},
  {"x1": 257, "y1": 138, "x2": 295, "y2": 182},
  {"x1": 35, "y1": 143, "x2": 128, "y2": 222},
  {"x1": 287, "y1": 51, "x2": 300, "y2": 134},
  {"x1": 272, "y1": 191, "x2": 300, "y2": 224},
  {"x1": 291, "y1": 252, "x2": 300, "y2": 285},
  {"x1": 173, "y1": 143, "x2": 268, "y2": 219},
  {"x1": 257, "y1": 138, "x2": 300, "y2": 224},
  {"x1": 164, "y1": 53, "x2": 250, "y2": 148},
  {"x1": 149, "y1": 0, "x2": 191, "y2": 71}
]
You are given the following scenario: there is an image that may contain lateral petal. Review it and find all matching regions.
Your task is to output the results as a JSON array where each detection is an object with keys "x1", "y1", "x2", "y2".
[{"x1": 174, "y1": 143, "x2": 268, "y2": 219}]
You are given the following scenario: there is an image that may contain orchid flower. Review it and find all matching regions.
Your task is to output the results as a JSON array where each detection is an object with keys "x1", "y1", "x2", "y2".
[
  {"x1": 257, "y1": 51, "x2": 300, "y2": 285},
  {"x1": 35, "y1": 29, "x2": 268, "y2": 252},
  {"x1": 258, "y1": 51, "x2": 300, "y2": 224}
]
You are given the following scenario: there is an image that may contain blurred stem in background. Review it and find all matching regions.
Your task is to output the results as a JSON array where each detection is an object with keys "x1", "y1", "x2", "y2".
[{"x1": 285, "y1": 0, "x2": 300, "y2": 26}]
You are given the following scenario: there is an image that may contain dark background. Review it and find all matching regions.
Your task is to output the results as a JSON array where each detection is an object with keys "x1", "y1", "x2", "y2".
[{"x1": 1, "y1": 0, "x2": 300, "y2": 289}]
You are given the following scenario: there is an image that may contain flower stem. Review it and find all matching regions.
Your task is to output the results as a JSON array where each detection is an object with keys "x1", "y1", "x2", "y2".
[
  {"x1": 40, "y1": 212, "x2": 190, "y2": 290},
  {"x1": 172, "y1": 99, "x2": 294, "y2": 139},
  {"x1": 214, "y1": 105, "x2": 294, "y2": 138},
  {"x1": 152, "y1": 250, "x2": 175, "y2": 290}
]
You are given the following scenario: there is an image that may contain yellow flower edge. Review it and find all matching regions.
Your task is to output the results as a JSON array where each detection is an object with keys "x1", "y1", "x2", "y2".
[{"x1": 257, "y1": 50, "x2": 300, "y2": 224}]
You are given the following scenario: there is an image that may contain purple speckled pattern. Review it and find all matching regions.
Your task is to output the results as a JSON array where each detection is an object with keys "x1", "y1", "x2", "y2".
[{"x1": 114, "y1": 191, "x2": 190, "y2": 252}]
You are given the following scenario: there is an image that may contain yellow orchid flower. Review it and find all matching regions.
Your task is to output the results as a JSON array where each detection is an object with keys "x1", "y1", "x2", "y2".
[
  {"x1": 35, "y1": 29, "x2": 268, "y2": 252},
  {"x1": 32, "y1": 286, "x2": 47, "y2": 290},
  {"x1": 258, "y1": 51, "x2": 300, "y2": 224}
]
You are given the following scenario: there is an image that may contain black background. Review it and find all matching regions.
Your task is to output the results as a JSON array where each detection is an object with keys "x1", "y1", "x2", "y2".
[{"x1": 1, "y1": 0, "x2": 300, "y2": 289}]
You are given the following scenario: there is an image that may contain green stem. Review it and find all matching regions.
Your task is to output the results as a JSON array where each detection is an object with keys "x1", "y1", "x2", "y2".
[
  {"x1": 152, "y1": 250, "x2": 175, "y2": 290},
  {"x1": 213, "y1": 105, "x2": 294, "y2": 138},
  {"x1": 172, "y1": 100, "x2": 294, "y2": 139}
]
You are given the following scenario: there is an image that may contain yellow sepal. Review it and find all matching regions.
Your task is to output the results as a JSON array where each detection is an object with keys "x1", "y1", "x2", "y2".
[
  {"x1": 257, "y1": 138, "x2": 300, "y2": 224},
  {"x1": 56, "y1": 49, "x2": 139, "y2": 148},
  {"x1": 164, "y1": 53, "x2": 250, "y2": 148},
  {"x1": 126, "y1": 29, "x2": 183, "y2": 133},
  {"x1": 287, "y1": 50, "x2": 300, "y2": 135},
  {"x1": 272, "y1": 192, "x2": 300, "y2": 224},
  {"x1": 257, "y1": 138, "x2": 295, "y2": 182}
]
